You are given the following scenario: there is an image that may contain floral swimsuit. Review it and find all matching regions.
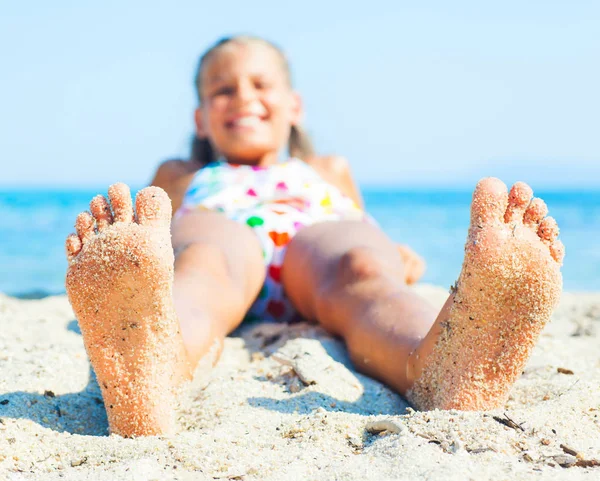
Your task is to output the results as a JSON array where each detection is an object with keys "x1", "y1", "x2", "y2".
[{"x1": 177, "y1": 158, "x2": 369, "y2": 322}]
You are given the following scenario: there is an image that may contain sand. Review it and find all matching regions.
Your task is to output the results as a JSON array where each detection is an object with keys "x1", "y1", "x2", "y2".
[{"x1": 0, "y1": 284, "x2": 599, "y2": 480}]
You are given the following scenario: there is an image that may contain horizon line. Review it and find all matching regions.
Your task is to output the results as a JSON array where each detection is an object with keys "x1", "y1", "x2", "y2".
[{"x1": 1, "y1": 182, "x2": 599, "y2": 194}]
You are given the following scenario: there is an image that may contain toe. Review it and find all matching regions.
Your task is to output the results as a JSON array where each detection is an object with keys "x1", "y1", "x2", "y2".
[
  {"x1": 504, "y1": 182, "x2": 534, "y2": 223},
  {"x1": 65, "y1": 233, "x2": 82, "y2": 261},
  {"x1": 75, "y1": 212, "x2": 95, "y2": 244},
  {"x1": 470, "y1": 177, "x2": 509, "y2": 225},
  {"x1": 523, "y1": 198, "x2": 548, "y2": 228},
  {"x1": 90, "y1": 195, "x2": 114, "y2": 231},
  {"x1": 135, "y1": 186, "x2": 172, "y2": 226},
  {"x1": 550, "y1": 239, "x2": 565, "y2": 265},
  {"x1": 538, "y1": 216, "x2": 559, "y2": 243},
  {"x1": 108, "y1": 183, "x2": 134, "y2": 223}
]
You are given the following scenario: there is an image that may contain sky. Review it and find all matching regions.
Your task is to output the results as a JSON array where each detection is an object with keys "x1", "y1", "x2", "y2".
[{"x1": 1, "y1": 1, "x2": 599, "y2": 189}]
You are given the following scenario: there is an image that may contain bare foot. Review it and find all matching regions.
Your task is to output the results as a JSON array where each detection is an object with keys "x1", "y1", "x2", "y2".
[
  {"x1": 407, "y1": 178, "x2": 564, "y2": 410},
  {"x1": 65, "y1": 183, "x2": 191, "y2": 436}
]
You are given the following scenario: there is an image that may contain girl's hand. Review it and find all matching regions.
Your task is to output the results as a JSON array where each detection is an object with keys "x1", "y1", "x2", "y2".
[{"x1": 396, "y1": 244, "x2": 426, "y2": 285}]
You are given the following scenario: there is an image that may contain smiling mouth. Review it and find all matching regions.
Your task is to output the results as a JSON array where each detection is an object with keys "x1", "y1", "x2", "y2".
[{"x1": 226, "y1": 115, "x2": 267, "y2": 129}]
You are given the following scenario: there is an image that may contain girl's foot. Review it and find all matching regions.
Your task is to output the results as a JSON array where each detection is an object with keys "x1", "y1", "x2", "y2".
[
  {"x1": 407, "y1": 178, "x2": 564, "y2": 410},
  {"x1": 65, "y1": 183, "x2": 191, "y2": 436}
]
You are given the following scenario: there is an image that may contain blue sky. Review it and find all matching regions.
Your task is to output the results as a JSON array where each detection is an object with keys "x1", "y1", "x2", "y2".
[{"x1": 1, "y1": 1, "x2": 599, "y2": 189}]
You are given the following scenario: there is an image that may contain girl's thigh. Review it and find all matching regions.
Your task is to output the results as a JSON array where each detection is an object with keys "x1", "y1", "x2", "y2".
[{"x1": 171, "y1": 210, "x2": 266, "y2": 294}]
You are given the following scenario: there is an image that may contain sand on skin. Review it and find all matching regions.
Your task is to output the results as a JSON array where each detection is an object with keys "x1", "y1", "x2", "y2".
[{"x1": 0, "y1": 284, "x2": 599, "y2": 481}]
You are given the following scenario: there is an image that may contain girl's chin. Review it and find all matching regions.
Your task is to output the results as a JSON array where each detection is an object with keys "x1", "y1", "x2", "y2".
[{"x1": 219, "y1": 148, "x2": 278, "y2": 164}]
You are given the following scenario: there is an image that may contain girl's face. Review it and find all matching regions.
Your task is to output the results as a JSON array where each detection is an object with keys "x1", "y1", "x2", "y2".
[{"x1": 196, "y1": 42, "x2": 302, "y2": 165}]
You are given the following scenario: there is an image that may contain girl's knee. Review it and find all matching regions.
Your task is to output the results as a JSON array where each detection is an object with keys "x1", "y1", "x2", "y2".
[
  {"x1": 313, "y1": 246, "x2": 403, "y2": 329},
  {"x1": 333, "y1": 246, "x2": 393, "y2": 284}
]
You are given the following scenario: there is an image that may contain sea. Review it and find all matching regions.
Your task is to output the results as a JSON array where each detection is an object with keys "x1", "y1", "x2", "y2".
[{"x1": 0, "y1": 187, "x2": 598, "y2": 297}]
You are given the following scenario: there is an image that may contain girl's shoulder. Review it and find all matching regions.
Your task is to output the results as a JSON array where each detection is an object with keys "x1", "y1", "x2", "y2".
[
  {"x1": 154, "y1": 158, "x2": 202, "y2": 183},
  {"x1": 302, "y1": 155, "x2": 351, "y2": 176},
  {"x1": 299, "y1": 155, "x2": 352, "y2": 184},
  {"x1": 150, "y1": 159, "x2": 204, "y2": 214}
]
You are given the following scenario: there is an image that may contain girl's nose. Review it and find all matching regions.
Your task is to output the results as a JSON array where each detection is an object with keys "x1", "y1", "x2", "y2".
[{"x1": 234, "y1": 79, "x2": 257, "y2": 105}]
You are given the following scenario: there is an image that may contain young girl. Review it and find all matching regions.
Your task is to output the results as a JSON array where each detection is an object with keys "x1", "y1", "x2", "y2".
[
  {"x1": 151, "y1": 126, "x2": 425, "y2": 285},
  {"x1": 65, "y1": 36, "x2": 564, "y2": 437}
]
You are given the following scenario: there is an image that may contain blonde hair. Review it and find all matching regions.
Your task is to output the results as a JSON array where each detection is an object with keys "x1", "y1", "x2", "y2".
[{"x1": 191, "y1": 35, "x2": 314, "y2": 165}]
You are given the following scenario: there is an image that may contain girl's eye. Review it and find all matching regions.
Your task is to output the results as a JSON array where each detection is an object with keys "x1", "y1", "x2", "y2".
[
  {"x1": 213, "y1": 86, "x2": 235, "y2": 96},
  {"x1": 254, "y1": 80, "x2": 271, "y2": 90}
]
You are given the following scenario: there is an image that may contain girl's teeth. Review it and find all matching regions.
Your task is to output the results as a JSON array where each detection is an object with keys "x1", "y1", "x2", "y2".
[{"x1": 235, "y1": 116, "x2": 261, "y2": 126}]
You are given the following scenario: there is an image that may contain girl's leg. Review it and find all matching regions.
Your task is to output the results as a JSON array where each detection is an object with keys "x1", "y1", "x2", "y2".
[
  {"x1": 66, "y1": 184, "x2": 265, "y2": 436},
  {"x1": 171, "y1": 209, "x2": 266, "y2": 367},
  {"x1": 281, "y1": 220, "x2": 435, "y2": 395},
  {"x1": 282, "y1": 178, "x2": 563, "y2": 410}
]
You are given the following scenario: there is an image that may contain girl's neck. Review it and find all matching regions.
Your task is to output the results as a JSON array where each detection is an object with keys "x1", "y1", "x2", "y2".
[{"x1": 223, "y1": 150, "x2": 281, "y2": 167}]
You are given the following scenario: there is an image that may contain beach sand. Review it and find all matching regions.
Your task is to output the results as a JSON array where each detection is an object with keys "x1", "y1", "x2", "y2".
[{"x1": 0, "y1": 284, "x2": 599, "y2": 480}]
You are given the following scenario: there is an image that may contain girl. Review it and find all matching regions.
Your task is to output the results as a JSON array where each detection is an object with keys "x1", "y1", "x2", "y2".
[
  {"x1": 151, "y1": 126, "x2": 425, "y2": 284},
  {"x1": 65, "y1": 35, "x2": 564, "y2": 437}
]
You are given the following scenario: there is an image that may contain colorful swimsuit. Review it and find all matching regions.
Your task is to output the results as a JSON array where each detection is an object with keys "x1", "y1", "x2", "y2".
[{"x1": 177, "y1": 158, "x2": 368, "y2": 322}]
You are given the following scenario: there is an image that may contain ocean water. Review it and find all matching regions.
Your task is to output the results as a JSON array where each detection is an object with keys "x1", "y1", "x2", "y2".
[{"x1": 0, "y1": 187, "x2": 597, "y2": 297}]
